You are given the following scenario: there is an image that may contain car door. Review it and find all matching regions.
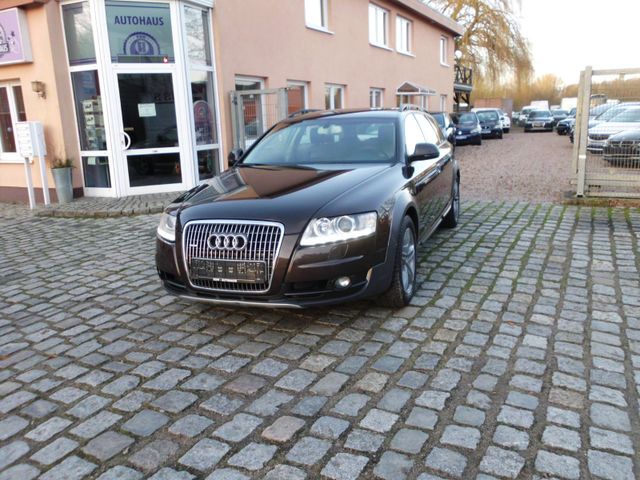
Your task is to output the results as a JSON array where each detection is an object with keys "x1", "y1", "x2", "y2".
[
  {"x1": 405, "y1": 114, "x2": 440, "y2": 240},
  {"x1": 415, "y1": 113, "x2": 454, "y2": 221}
]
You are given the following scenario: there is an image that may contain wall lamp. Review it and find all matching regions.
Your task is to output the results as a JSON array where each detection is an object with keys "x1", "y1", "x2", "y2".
[{"x1": 31, "y1": 81, "x2": 46, "y2": 99}]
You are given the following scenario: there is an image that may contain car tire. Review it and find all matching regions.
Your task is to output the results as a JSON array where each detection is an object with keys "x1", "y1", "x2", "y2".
[
  {"x1": 442, "y1": 177, "x2": 460, "y2": 229},
  {"x1": 497, "y1": 131, "x2": 503, "y2": 139},
  {"x1": 524, "y1": 128, "x2": 530, "y2": 133},
  {"x1": 505, "y1": 128, "x2": 510, "y2": 134},
  {"x1": 379, "y1": 216, "x2": 417, "y2": 308},
  {"x1": 474, "y1": 138, "x2": 482, "y2": 146}
]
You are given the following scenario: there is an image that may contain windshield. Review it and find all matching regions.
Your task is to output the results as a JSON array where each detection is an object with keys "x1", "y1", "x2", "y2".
[
  {"x1": 607, "y1": 108, "x2": 640, "y2": 123},
  {"x1": 553, "y1": 110, "x2": 568, "y2": 116},
  {"x1": 530, "y1": 110, "x2": 551, "y2": 118},
  {"x1": 458, "y1": 113, "x2": 477, "y2": 124},
  {"x1": 431, "y1": 113, "x2": 445, "y2": 128},
  {"x1": 477, "y1": 111, "x2": 498, "y2": 121},
  {"x1": 596, "y1": 104, "x2": 640, "y2": 122},
  {"x1": 590, "y1": 104, "x2": 614, "y2": 117},
  {"x1": 242, "y1": 117, "x2": 397, "y2": 165}
]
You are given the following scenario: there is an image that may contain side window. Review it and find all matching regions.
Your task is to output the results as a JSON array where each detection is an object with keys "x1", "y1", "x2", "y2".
[
  {"x1": 415, "y1": 114, "x2": 442, "y2": 145},
  {"x1": 404, "y1": 114, "x2": 425, "y2": 156}
]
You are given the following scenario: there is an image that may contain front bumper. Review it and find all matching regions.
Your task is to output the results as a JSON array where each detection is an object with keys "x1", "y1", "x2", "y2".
[
  {"x1": 156, "y1": 232, "x2": 391, "y2": 308},
  {"x1": 480, "y1": 126, "x2": 502, "y2": 137},
  {"x1": 587, "y1": 139, "x2": 608, "y2": 153},
  {"x1": 525, "y1": 121, "x2": 554, "y2": 130}
]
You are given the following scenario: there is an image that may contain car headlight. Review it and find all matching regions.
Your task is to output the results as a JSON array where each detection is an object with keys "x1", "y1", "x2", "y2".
[
  {"x1": 300, "y1": 212, "x2": 377, "y2": 246},
  {"x1": 157, "y1": 211, "x2": 177, "y2": 242}
]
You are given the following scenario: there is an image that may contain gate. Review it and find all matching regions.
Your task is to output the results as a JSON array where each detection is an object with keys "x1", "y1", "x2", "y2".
[
  {"x1": 574, "y1": 66, "x2": 640, "y2": 197},
  {"x1": 230, "y1": 87, "x2": 290, "y2": 151}
]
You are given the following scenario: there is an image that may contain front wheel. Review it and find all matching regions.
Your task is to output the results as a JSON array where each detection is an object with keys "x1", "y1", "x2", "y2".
[
  {"x1": 379, "y1": 217, "x2": 417, "y2": 308},
  {"x1": 504, "y1": 128, "x2": 510, "y2": 134}
]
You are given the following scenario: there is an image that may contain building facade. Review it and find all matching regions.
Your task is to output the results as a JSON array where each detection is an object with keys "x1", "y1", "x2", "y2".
[{"x1": 0, "y1": 0, "x2": 462, "y2": 202}]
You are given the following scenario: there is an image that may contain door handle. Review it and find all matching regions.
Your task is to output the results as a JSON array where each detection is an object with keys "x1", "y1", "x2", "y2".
[{"x1": 122, "y1": 131, "x2": 132, "y2": 150}]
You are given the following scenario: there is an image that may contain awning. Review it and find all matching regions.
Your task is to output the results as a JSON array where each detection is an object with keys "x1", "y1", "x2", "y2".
[{"x1": 396, "y1": 81, "x2": 436, "y2": 96}]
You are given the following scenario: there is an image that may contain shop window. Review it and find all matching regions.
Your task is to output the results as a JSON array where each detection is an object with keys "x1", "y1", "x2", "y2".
[
  {"x1": 369, "y1": 3, "x2": 389, "y2": 48},
  {"x1": 82, "y1": 156, "x2": 111, "y2": 188},
  {"x1": 71, "y1": 71, "x2": 107, "y2": 151},
  {"x1": 184, "y1": 6, "x2": 212, "y2": 66},
  {"x1": 105, "y1": 1, "x2": 175, "y2": 63},
  {"x1": 62, "y1": 2, "x2": 96, "y2": 65},
  {"x1": 0, "y1": 85, "x2": 27, "y2": 160},
  {"x1": 325, "y1": 84, "x2": 344, "y2": 110}
]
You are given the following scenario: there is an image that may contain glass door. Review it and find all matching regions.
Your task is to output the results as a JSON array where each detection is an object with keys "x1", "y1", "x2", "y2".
[{"x1": 116, "y1": 71, "x2": 187, "y2": 193}]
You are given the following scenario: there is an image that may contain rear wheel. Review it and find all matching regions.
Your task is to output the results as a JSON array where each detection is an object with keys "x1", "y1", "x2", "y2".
[
  {"x1": 379, "y1": 217, "x2": 417, "y2": 308},
  {"x1": 442, "y1": 178, "x2": 460, "y2": 229}
]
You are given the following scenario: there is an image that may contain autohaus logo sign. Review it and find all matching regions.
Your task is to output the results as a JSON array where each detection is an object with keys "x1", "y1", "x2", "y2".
[{"x1": 0, "y1": 9, "x2": 32, "y2": 65}]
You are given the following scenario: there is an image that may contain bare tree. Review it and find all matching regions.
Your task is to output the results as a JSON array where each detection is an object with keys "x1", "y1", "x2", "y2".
[{"x1": 424, "y1": 0, "x2": 533, "y2": 86}]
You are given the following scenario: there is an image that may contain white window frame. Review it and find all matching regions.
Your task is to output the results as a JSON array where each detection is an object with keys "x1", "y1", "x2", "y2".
[
  {"x1": 287, "y1": 80, "x2": 309, "y2": 112},
  {"x1": 370, "y1": 88, "x2": 384, "y2": 108},
  {"x1": 368, "y1": 3, "x2": 389, "y2": 49},
  {"x1": 305, "y1": 0, "x2": 331, "y2": 33},
  {"x1": 440, "y1": 94, "x2": 447, "y2": 112},
  {"x1": 396, "y1": 16, "x2": 412, "y2": 55},
  {"x1": 325, "y1": 84, "x2": 345, "y2": 110},
  {"x1": 440, "y1": 36, "x2": 449, "y2": 66},
  {"x1": 0, "y1": 82, "x2": 27, "y2": 163}
]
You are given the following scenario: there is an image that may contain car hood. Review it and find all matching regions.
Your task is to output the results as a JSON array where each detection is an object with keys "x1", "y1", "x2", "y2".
[
  {"x1": 177, "y1": 163, "x2": 393, "y2": 233},
  {"x1": 608, "y1": 130, "x2": 640, "y2": 141},
  {"x1": 590, "y1": 122, "x2": 640, "y2": 135}
]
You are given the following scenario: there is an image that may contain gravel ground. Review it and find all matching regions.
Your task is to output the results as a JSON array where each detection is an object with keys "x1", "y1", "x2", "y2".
[{"x1": 457, "y1": 127, "x2": 574, "y2": 203}]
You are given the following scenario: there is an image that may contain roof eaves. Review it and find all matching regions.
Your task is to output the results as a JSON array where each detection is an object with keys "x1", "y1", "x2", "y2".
[{"x1": 389, "y1": 0, "x2": 464, "y2": 37}]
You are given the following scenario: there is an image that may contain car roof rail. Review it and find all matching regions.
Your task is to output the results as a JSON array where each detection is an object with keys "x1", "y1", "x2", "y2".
[
  {"x1": 399, "y1": 104, "x2": 427, "y2": 113},
  {"x1": 287, "y1": 109, "x2": 324, "y2": 118}
]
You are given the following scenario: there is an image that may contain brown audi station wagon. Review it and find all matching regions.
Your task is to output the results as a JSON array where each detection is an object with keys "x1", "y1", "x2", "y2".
[{"x1": 156, "y1": 108, "x2": 460, "y2": 308}]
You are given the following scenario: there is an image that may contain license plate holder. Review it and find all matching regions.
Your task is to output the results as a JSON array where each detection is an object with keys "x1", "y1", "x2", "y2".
[
  {"x1": 190, "y1": 258, "x2": 267, "y2": 283},
  {"x1": 534, "y1": 122, "x2": 544, "y2": 127}
]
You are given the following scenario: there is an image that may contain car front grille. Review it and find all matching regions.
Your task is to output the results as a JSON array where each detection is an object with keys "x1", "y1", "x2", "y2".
[
  {"x1": 589, "y1": 134, "x2": 610, "y2": 141},
  {"x1": 182, "y1": 220, "x2": 284, "y2": 293},
  {"x1": 608, "y1": 140, "x2": 639, "y2": 148}
]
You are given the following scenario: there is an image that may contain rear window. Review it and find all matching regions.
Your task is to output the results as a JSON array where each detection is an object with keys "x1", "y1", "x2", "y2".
[
  {"x1": 243, "y1": 117, "x2": 397, "y2": 165},
  {"x1": 477, "y1": 111, "x2": 498, "y2": 121}
]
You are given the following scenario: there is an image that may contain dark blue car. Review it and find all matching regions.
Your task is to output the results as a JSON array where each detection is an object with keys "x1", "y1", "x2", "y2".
[{"x1": 452, "y1": 112, "x2": 482, "y2": 145}]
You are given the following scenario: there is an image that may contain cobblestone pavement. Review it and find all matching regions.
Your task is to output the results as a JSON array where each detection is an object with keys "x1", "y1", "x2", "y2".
[{"x1": 1, "y1": 201, "x2": 640, "y2": 480}]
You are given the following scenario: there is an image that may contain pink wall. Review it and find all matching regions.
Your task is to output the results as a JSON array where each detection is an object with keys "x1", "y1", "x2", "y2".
[{"x1": 214, "y1": 0, "x2": 457, "y2": 160}]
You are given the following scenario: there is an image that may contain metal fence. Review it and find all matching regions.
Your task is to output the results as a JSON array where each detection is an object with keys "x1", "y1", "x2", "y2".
[
  {"x1": 230, "y1": 87, "x2": 290, "y2": 151},
  {"x1": 574, "y1": 67, "x2": 640, "y2": 197}
]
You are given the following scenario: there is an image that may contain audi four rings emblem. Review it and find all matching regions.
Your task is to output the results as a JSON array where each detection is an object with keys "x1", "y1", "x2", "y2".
[{"x1": 207, "y1": 233, "x2": 248, "y2": 251}]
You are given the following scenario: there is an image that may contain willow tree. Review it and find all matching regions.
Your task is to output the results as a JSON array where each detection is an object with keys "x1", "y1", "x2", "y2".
[{"x1": 424, "y1": 0, "x2": 533, "y2": 87}]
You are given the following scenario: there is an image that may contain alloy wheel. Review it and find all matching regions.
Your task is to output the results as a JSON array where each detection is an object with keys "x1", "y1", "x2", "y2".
[{"x1": 400, "y1": 227, "x2": 416, "y2": 295}]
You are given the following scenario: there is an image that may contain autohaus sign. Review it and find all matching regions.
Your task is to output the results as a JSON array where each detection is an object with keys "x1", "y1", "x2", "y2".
[{"x1": 0, "y1": 8, "x2": 33, "y2": 65}]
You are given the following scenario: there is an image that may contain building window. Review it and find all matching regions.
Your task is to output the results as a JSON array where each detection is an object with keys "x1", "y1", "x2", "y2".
[
  {"x1": 62, "y1": 2, "x2": 96, "y2": 66},
  {"x1": 0, "y1": 84, "x2": 27, "y2": 161},
  {"x1": 287, "y1": 81, "x2": 308, "y2": 115},
  {"x1": 370, "y1": 88, "x2": 384, "y2": 108},
  {"x1": 368, "y1": 4, "x2": 389, "y2": 48},
  {"x1": 396, "y1": 16, "x2": 412, "y2": 54},
  {"x1": 440, "y1": 36, "x2": 448, "y2": 65},
  {"x1": 305, "y1": 0, "x2": 328, "y2": 30},
  {"x1": 325, "y1": 84, "x2": 344, "y2": 110},
  {"x1": 440, "y1": 94, "x2": 447, "y2": 112}
]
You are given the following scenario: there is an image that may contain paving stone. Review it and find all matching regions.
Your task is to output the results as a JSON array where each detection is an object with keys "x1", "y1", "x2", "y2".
[
  {"x1": 246, "y1": 389, "x2": 293, "y2": 416},
  {"x1": 415, "y1": 390, "x2": 450, "y2": 410},
  {"x1": 0, "y1": 464, "x2": 40, "y2": 480},
  {"x1": 200, "y1": 393, "x2": 243, "y2": 416},
  {"x1": 0, "y1": 415, "x2": 29, "y2": 441},
  {"x1": 39, "y1": 455, "x2": 96, "y2": 480},
  {"x1": 148, "y1": 468, "x2": 194, "y2": 480},
  {"x1": 178, "y1": 439, "x2": 229, "y2": 471},
  {"x1": 424, "y1": 447, "x2": 467, "y2": 478},
  {"x1": 493, "y1": 425, "x2": 529, "y2": 450},
  {"x1": 204, "y1": 468, "x2": 248, "y2": 480},
  {"x1": 228, "y1": 442, "x2": 277, "y2": 471},
  {"x1": 331, "y1": 393, "x2": 370, "y2": 416},
  {"x1": 181, "y1": 373, "x2": 225, "y2": 391},
  {"x1": 263, "y1": 465, "x2": 306, "y2": 480},
  {"x1": 497, "y1": 405, "x2": 534, "y2": 429},
  {"x1": 142, "y1": 368, "x2": 190, "y2": 390},
  {"x1": 151, "y1": 390, "x2": 198, "y2": 413},
  {"x1": 590, "y1": 402, "x2": 631, "y2": 431},
  {"x1": 0, "y1": 441, "x2": 30, "y2": 470},
  {"x1": 129, "y1": 439, "x2": 179, "y2": 472},
  {"x1": 321, "y1": 453, "x2": 369, "y2": 480},
  {"x1": 587, "y1": 449, "x2": 635, "y2": 480},
  {"x1": 95, "y1": 466, "x2": 143, "y2": 480},
  {"x1": 535, "y1": 450, "x2": 580, "y2": 480},
  {"x1": 454, "y1": 405, "x2": 486, "y2": 426},
  {"x1": 441, "y1": 425, "x2": 481, "y2": 449},
  {"x1": 262, "y1": 415, "x2": 306, "y2": 442},
  {"x1": 359, "y1": 408, "x2": 399, "y2": 432},
  {"x1": 479, "y1": 446, "x2": 525, "y2": 479},
  {"x1": 21, "y1": 399, "x2": 58, "y2": 418},
  {"x1": 122, "y1": 409, "x2": 169, "y2": 436},
  {"x1": 344, "y1": 428, "x2": 385, "y2": 453},
  {"x1": 406, "y1": 406, "x2": 438, "y2": 430},
  {"x1": 589, "y1": 427, "x2": 634, "y2": 455},
  {"x1": 82, "y1": 431, "x2": 135, "y2": 461},
  {"x1": 291, "y1": 395, "x2": 327, "y2": 416},
  {"x1": 224, "y1": 374, "x2": 266, "y2": 395},
  {"x1": 390, "y1": 428, "x2": 428, "y2": 454},
  {"x1": 310, "y1": 415, "x2": 350, "y2": 439},
  {"x1": 286, "y1": 436, "x2": 331, "y2": 465},
  {"x1": 542, "y1": 425, "x2": 581, "y2": 452},
  {"x1": 275, "y1": 369, "x2": 317, "y2": 392},
  {"x1": 213, "y1": 413, "x2": 263, "y2": 442},
  {"x1": 310, "y1": 372, "x2": 349, "y2": 395},
  {"x1": 373, "y1": 451, "x2": 413, "y2": 480},
  {"x1": 70, "y1": 410, "x2": 122, "y2": 439},
  {"x1": 169, "y1": 414, "x2": 213, "y2": 437},
  {"x1": 67, "y1": 394, "x2": 110, "y2": 418}
]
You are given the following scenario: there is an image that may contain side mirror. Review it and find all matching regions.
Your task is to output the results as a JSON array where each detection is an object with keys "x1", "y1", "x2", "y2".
[
  {"x1": 228, "y1": 148, "x2": 243, "y2": 166},
  {"x1": 409, "y1": 143, "x2": 440, "y2": 162}
]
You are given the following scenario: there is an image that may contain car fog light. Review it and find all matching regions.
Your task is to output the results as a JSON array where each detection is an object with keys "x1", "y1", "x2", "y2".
[{"x1": 335, "y1": 277, "x2": 351, "y2": 289}]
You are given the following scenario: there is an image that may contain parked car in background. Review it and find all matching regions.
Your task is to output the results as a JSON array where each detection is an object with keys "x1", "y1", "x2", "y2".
[
  {"x1": 473, "y1": 109, "x2": 503, "y2": 139},
  {"x1": 451, "y1": 111, "x2": 482, "y2": 145},
  {"x1": 430, "y1": 111, "x2": 456, "y2": 146},
  {"x1": 524, "y1": 110, "x2": 554, "y2": 132},
  {"x1": 603, "y1": 130, "x2": 640, "y2": 165},
  {"x1": 156, "y1": 108, "x2": 460, "y2": 308},
  {"x1": 516, "y1": 107, "x2": 535, "y2": 126},
  {"x1": 499, "y1": 109, "x2": 511, "y2": 133},
  {"x1": 551, "y1": 109, "x2": 569, "y2": 125},
  {"x1": 556, "y1": 114, "x2": 575, "y2": 135},
  {"x1": 589, "y1": 102, "x2": 640, "y2": 129},
  {"x1": 587, "y1": 107, "x2": 640, "y2": 153}
]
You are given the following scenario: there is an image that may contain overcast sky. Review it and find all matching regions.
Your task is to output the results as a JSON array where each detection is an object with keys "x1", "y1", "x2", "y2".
[{"x1": 520, "y1": 0, "x2": 639, "y2": 86}]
